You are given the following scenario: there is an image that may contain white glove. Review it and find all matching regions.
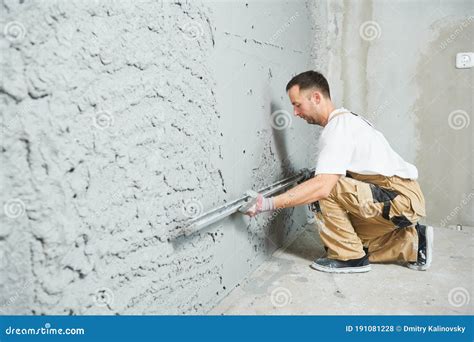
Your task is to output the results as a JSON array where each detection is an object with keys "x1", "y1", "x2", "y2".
[{"x1": 243, "y1": 193, "x2": 275, "y2": 217}]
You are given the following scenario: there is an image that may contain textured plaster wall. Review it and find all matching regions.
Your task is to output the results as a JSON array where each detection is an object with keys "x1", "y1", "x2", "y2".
[
  {"x1": 325, "y1": 0, "x2": 473, "y2": 228},
  {"x1": 0, "y1": 0, "x2": 324, "y2": 314}
]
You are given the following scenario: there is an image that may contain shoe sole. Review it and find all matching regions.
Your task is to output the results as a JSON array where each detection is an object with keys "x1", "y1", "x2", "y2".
[
  {"x1": 408, "y1": 225, "x2": 433, "y2": 271},
  {"x1": 310, "y1": 263, "x2": 371, "y2": 274}
]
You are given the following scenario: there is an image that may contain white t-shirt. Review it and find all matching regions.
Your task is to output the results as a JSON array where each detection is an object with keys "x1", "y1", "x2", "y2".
[{"x1": 315, "y1": 107, "x2": 418, "y2": 180}]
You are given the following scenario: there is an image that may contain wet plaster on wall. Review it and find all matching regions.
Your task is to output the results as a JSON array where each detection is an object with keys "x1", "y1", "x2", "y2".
[
  {"x1": 0, "y1": 0, "x2": 228, "y2": 315},
  {"x1": 1, "y1": 0, "x2": 325, "y2": 314}
]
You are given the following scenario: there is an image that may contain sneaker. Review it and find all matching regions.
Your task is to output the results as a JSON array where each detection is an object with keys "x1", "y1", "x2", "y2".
[
  {"x1": 407, "y1": 224, "x2": 433, "y2": 271},
  {"x1": 310, "y1": 254, "x2": 371, "y2": 273}
]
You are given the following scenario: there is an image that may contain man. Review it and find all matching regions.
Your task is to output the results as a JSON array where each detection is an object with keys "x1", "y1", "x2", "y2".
[{"x1": 244, "y1": 70, "x2": 432, "y2": 274}]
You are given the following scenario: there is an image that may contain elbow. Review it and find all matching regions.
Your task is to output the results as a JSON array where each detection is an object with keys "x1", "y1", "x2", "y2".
[
  {"x1": 316, "y1": 188, "x2": 331, "y2": 201},
  {"x1": 317, "y1": 182, "x2": 338, "y2": 200},
  {"x1": 314, "y1": 174, "x2": 340, "y2": 201},
  {"x1": 318, "y1": 190, "x2": 331, "y2": 201}
]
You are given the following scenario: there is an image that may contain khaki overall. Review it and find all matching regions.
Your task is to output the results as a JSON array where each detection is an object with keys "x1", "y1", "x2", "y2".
[{"x1": 310, "y1": 112, "x2": 426, "y2": 263}]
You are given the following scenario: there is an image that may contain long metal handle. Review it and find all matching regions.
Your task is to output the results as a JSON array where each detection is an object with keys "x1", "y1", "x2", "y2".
[{"x1": 173, "y1": 167, "x2": 314, "y2": 238}]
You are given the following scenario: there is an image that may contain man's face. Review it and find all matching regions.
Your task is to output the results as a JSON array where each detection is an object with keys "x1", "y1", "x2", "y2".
[{"x1": 287, "y1": 85, "x2": 321, "y2": 125}]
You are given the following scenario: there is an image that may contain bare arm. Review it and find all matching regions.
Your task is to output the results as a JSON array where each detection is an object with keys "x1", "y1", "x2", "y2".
[{"x1": 273, "y1": 174, "x2": 341, "y2": 209}]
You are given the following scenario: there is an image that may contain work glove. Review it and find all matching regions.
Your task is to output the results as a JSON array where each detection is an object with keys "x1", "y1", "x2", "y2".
[{"x1": 240, "y1": 191, "x2": 276, "y2": 217}]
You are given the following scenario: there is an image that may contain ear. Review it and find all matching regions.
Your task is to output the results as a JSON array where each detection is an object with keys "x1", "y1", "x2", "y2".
[{"x1": 311, "y1": 91, "x2": 321, "y2": 104}]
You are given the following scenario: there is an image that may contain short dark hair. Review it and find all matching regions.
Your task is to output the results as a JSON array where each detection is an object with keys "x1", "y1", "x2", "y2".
[{"x1": 285, "y1": 70, "x2": 331, "y2": 98}]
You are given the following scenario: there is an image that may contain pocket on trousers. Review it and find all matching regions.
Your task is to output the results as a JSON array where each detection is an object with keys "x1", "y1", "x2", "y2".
[
  {"x1": 409, "y1": 198, "x2": 426, "y2": 217},
  {"x1": 407, "y1": 184, "x2": 426, "y2": 218},
  {"x1": 356, "y1": 183, "x2": 381, "y2": 218},
  {"x1": 390, "y1": 178, "x2": 426, "y2": 218},
  {"x1": 389, "y1": 195, "x2": 417, "y2": 228}
]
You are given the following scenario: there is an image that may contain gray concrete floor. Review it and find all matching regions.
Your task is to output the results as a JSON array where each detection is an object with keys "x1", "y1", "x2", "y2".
[{"x1": 211, "y1": 224, "x2": 473, "y2": 315}]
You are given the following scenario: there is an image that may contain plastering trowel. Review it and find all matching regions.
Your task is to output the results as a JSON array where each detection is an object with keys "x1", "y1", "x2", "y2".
[
  {"x1": 237, "y1": 190, "x2": 259, "y2": 213},
  {"x1": 171, "y1": 168, "x2": 315, "y2": 239}
]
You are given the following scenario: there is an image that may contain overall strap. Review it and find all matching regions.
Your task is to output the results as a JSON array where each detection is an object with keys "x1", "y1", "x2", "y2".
[
  {"x1": 328, "y1": 110, "x2": 374, "y2": 129},
  {"x1": 328, "y1": 110, "x2": 352, "y2": 122},
  {"x1": 350, "y1": 112, "x2": 374, "y2": 127}
]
